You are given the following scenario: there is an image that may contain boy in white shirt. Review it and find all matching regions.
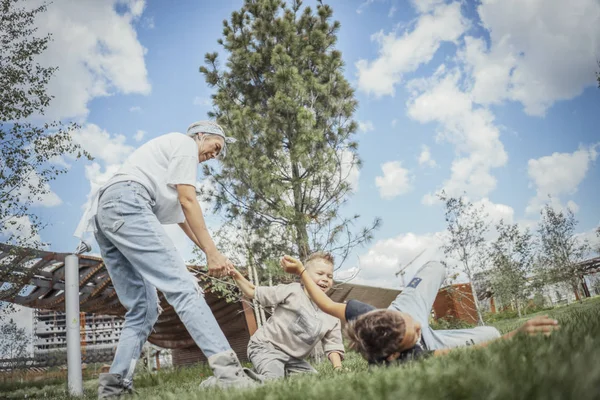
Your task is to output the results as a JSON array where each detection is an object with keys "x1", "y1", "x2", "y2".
[{"x1": 229, "y1": 252, "x2": 344, "y2": 379}]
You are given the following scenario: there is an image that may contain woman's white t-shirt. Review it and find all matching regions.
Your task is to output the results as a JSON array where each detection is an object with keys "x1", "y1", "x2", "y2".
[{"x1": 74, "y1": 132, "x2": 199, "y2": 239}]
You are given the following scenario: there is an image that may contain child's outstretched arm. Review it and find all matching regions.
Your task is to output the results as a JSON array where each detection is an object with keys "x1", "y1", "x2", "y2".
[
  {"x1": 329, "y1": 352, "x2": 343, "y2": 370},
  {"x1": 229, "y1": 268, "x2": 256, "y2": 299},
  {"x1": 280, "y1": 255, "x2": 347, "y2": 322}
]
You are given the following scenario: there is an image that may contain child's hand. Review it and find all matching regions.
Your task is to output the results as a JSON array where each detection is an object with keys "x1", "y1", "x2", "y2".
[
  {"x1": 227, "y1": 267, "x2": 243, "y2": 279},
  {"x1": 516, "y1": 315, "x2": 560, "y2": 337},
  {"x1": 280, "y1": 255, "x2": 304, "y2": 275}
]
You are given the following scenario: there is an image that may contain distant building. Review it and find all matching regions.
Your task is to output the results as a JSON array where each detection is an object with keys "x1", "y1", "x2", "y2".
[{"x1": 33, "y1": 310, "x2": 124, "y2": 366}]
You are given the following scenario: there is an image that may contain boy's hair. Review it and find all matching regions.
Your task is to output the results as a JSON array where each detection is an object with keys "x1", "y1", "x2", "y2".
[
  {"x1": 304, "y1": 251, "x2": 334, "y2": 268},
  {"x1": 344, "y1": 310, "x2": 406, "y2": 364}
]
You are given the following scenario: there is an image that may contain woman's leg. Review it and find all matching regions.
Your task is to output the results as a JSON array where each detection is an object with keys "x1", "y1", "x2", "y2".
[
  {"x1": 96, "y1": 181, "x2": 230, "y2": 358},
  {"x1": 94, "y1": 222, "x2": 159, "y2": 390}
]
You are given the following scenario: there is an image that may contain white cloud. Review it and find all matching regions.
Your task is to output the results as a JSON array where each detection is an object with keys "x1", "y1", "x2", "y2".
[
  {"x1": 375, "y1": 161, "x2": 412, "y2": 199},
  {"x1": 134, "y1": 130, "x2": 146, "y2": 142},
  {"x1": 49, "y1": 155, "x2": 72, "y2": 169},
  {"x1": 15, "y1": 171, "x2": 63, "y2": 208},
  {"x1": 391, "y1": 119, "x2": 397, "y2": 127},
  {"x1": 32, "y1": 0, "x2": 151, "y2": 120},
  {"x1": 340, "y1": 150, "x2": 360, "y2": 193},
  {"x1": 407, "y1": 67, "x2": 507, "y2": 202},
  {"x1": 474, "y1": 197, "x2": 515, "y2": 228},
  {"x1": 356, "y1": 0, "x2": 375, "y2": 14},
  {"x1": 358, "y1": 120, "x2": 375, "y2": 133},
  {"x1": 388, "y1": 6, "x2": 397, "y2": 18},
  {"x1": 418, "y1": 145, "x2": 437, "y2": 168},
  {"x1": 193, "y1": 97, "x2": 211, "y2": 107},
  {"x1": 356, "y1": 2, "x2": 468, "y2": 97},
  {"x1": 462, "y1": 0, "x2": 600, "y2": 116},
  {"x1": 410, "y1": 0, "x2": 446, "y2": 13},
  {"x1": 142, "y1": 16, "x2": 155, "y2": 29},
  {"x1": 71, "y1": 124, "x2": 135, "y2": 165},
  {"x1": 526, "y1": 144, "x2": 599, "y2": 214},
  {"x1": 128, "y1": 0, "x2": 146, "y2": 18},
  {"x1": 129, "y1": 106, "x2": 142, "y2": 113},
  {"x1": 344, "y1": 231, "x2": 447, "y2": 289},
  {"x1": 0, "y1": 215, "x2": 42, "y2": 245}
]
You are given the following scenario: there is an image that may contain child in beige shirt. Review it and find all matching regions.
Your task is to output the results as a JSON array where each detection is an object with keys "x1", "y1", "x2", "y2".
[{"x1": 229, "y1": 252, "x2": 344, "y2": 380}]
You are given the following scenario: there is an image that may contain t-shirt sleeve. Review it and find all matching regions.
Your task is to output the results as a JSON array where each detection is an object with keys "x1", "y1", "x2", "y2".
[
  {"x1": 166, "y1": 134, "x2": 198, "y2": 188},
  {"x1": 321, "y1": 319, "x2": 345, "y2": 360},
  {"x1": 254, "y1": 284, "x2": 294, "y2": 308},
  {"x1": 345, "y1": 299, "x2": 376, "y2": 322}
]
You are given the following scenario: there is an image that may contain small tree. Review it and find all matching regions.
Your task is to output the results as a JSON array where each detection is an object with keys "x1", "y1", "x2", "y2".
[
  {"x1": 438, "y1": 191, "x2": 488, "y2": 325},
  {"x1": 199, "y1": 0, "x2": 379, "y2": 272},
  {"x1": 489, "y1": 220, "x2": 535, "y2": 318},
  {"x1": 0, "y1": 318, "x2": 31, "y2": 369},
  {"x1": 1, "y1": 0, "x2": 90, "y2": 321},
  {"x1": 1, "y1": 0, "x2": 90, "y2": 249},
  {"x1": 537, "y1": 203, "x2": 590, "y2": 301}
]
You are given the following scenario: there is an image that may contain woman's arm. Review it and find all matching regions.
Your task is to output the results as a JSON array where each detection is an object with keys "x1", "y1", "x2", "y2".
[
  {"x1": 229, "y1": 268, "x2": 256, "y2": 299},
  {"x1": 178, "y1": 220, "x2": 200, "y2": 247},
  {"x1": 177, "y1": 184, "x2": 231, "y2": 277},
  {"x1": 280, "y1": 255, "x2": 347, "y2": 322}
]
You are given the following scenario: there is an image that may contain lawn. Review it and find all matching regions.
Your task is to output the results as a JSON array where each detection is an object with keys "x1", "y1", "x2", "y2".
[{"x1": 2, "y1": 297, "x2": 600, "y2": 400}]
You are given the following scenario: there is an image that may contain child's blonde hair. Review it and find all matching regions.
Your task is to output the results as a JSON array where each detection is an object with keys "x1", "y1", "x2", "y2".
[{"x1": 304, "y1": 252, "x2": 334, "y2": 268}]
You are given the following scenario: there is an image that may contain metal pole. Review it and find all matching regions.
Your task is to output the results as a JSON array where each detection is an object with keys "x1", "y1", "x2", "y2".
[{"x1": 65, "y1": 254, "x2": 83, "y2": 396}]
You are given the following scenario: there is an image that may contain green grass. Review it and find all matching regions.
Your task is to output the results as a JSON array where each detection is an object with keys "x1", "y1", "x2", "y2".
[{"x1": 3, "y1": 297, "x2": 600, "y2": 400}]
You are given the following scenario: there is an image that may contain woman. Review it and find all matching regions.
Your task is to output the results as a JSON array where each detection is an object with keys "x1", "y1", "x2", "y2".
[{"x1": 74, "y1": 121, "x2": 258, "y2": 397}]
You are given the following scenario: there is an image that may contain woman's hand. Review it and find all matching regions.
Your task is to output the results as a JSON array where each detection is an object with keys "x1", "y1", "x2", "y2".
[
  {"x1": 206, "y1": 251, "x2": 233, "y2": 278},
  {"x1": 280, "y1": 255, "x2": 304, "y2": 275}
]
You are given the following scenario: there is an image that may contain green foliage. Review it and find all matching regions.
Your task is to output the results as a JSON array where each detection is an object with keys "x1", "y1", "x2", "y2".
[
  {"x1": 488, "y1": 220, "x2": 535, "y2": 318},
  {"x1": 0, "y1": 318, "x2": 31, "y2": 368},
  {"x1": 536, "y1": 203, "x2": 590, "y2": 296},
  {"x1": 0, "y1": 0, "x2": 91, "y2": 249},
  {"x1": 198, "y1": 0, "x2": 379, "y2": 270},
  {"x1": 4, "y1": 298, "x2": 600, "y2": 399},
  {"x1": 437, "y1": 191, "x2": 489, "y2": 325}
]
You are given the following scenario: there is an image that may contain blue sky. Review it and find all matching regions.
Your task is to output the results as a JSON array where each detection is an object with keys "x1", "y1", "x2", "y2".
[{"x1": 4, "y1": 0, "x2": 600, "y2": 291}]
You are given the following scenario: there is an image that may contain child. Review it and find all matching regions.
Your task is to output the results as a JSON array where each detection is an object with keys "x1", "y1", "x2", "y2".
[
  {"x1": 280, "y1": 256, "x2": 560, "y2": 366},
  {"x1": 229, "y1": 252, "x2": 345, "y2": 379}
]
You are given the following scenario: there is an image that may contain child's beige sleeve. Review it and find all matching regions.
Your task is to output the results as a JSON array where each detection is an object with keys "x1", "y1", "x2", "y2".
[
  {"x1": 254, "y1": 284, "x2": 293, "y2": 308},
  {"x1": 322, "y1": 319, "x2": 345, "y2": 360}
]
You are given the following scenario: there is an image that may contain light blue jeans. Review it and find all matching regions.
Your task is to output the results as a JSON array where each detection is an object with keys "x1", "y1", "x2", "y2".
[
  {"x1": 388, "y1": 261, "x2": 500, "y2": 351},
  {"x1": 94, "y1": 181, "x2": 231, "y2": 388}
]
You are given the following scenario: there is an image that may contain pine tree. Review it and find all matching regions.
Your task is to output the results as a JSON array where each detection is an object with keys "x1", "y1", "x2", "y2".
[{"x1": 199, "y1": 0, "x2": 379, "y2": 268}]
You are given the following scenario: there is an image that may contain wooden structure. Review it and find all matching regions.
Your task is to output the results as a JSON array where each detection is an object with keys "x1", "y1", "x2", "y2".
[{"x1": 0, "y1": 244, "x2": 256, "y2": 361}]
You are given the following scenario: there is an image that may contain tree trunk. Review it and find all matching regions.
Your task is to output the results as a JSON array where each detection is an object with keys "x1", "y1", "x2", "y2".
[
  {"x1": 291, "y1": 161, "x2": 310, "y2": 258},
  {"x1": 515, "y1": 297, "x2": 522, "y2": 318},
  {"x1": 469, "y1": 281, "x2": 485, "y2": 326}
]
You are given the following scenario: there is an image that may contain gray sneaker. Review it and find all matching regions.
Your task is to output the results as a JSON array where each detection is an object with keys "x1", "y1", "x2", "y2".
[
  {"x1": 199, "y1": 350, "x2": 263, "y2": 389},
  {"x1": 98, "y1": 373, "x2": 133, "y2": 398}
]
